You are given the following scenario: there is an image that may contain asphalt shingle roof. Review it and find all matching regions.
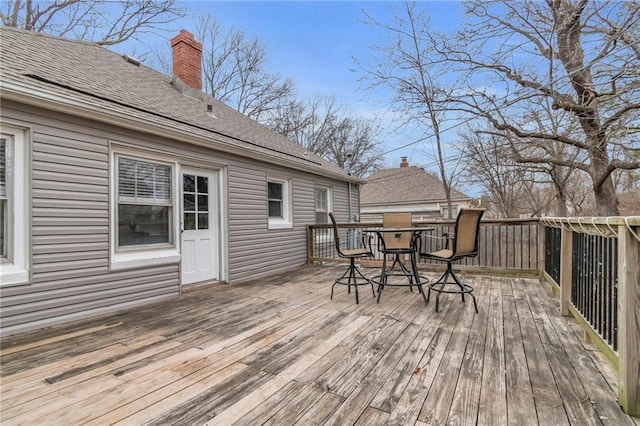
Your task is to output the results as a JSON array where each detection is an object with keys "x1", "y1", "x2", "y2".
[
  {"x1": 361, "y1": 166, "x2": 471, "y2": 205},
  {"x1": 0, "y1": 26, "x2": 350, "y2": 179}
]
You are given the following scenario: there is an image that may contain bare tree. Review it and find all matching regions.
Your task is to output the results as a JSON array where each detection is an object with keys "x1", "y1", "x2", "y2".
[
  {"x1": 458, "y1": 130, "x2": 539, "y2": 217},
  {"x1": 195, "y1": 15, "x2": 294, "y2": 122},
  {"x1": 443, "y1": 0, "x2": 640, "y2": 215},
  {"x1": 1, "y1": 0, "x2": 185, "y2": 46},
  {"x1": 266, "y1": 95, "x2": 383, "y2": 177},
  {"x1": 357, "y1": 1, "x2": 463, "y2": 217}
]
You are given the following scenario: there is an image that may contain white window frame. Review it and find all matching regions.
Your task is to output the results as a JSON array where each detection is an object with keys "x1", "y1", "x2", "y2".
[
  {"x1": 0, "y1": 125, "x2": 29, "y2": 286},
  {"x1": 314, "y1": 186, "x2": 334, "y2": 245},
  {"x1": 314, "y1": 186, "x2": 332, "y2": 224},
  {"x1": 267, "y1": 176, "x2": 292, "y2": 229},
  {"x1": 110, "y1": 148, "x2": 180, "y2": 270}
]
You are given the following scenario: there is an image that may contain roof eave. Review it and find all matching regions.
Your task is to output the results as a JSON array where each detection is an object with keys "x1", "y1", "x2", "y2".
[{"x1": 1, "y1": 80, "x2": 364, "y2": 184}]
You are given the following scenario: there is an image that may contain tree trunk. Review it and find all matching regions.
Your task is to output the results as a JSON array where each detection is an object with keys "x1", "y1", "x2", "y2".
[
  {"x1": 552, "y1": 0, "x2": 620, "y2": 216},
  {"x1": 591, "y1": 146, "x2": 620, "y2": 215},
  {"x1": 554, "y1": 185, "x2": 569, "y2": 216}
]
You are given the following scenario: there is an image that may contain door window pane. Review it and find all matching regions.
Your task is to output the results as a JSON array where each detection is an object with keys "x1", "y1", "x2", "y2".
[
  {"x1": 183, "y1": 173, "x2": 210, "y2": 230},
  {"x1": 197, "y1": 176, "x2": 208, "y2": 194},
  {"x1": 198, "y1": 195, "x2": 208, "y2": 211},
  {"x1": 183, "y1": 174, "x2": 195, "y2": 192},
  {"x1": 184, "y1": 213, "x2": 196, "y2": 231},
  {"x1": 183, "y1": 194, "x2": 195, "y2": 211},
  {"x1": 198, "y1": 213, "x2": 209, "y2": 230}
]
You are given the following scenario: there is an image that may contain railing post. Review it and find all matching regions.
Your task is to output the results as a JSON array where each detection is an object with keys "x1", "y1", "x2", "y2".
[
  {"x1": 538, "y1": 222, "x2": 545, "y2": 279},
  {"x1": 306, "y1": 225, "x2": 314, "y2": 265},
  {"x1": 559, "y1": 225, "x2": 572, "y2": 317},
  {"x1": 617, "y1": 222, "x2": 640, "y2": 416}
]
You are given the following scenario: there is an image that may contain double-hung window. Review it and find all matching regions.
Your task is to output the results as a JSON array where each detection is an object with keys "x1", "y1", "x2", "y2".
[
  {"x1": 117, "y1": 156, "x2": 173, "y2": 248},
  {"x1": 111, "y1": 151, "x2": 180, "y2": 270},
  {"x1": 0, "y1": 125, "x2": 29, "y2": 285},
  {"x1": 267, "y1": 177, "x2": 292, "y2": 229},
  {"x1": 315, "y1": 186, "x2": 332, "y2": 224}
]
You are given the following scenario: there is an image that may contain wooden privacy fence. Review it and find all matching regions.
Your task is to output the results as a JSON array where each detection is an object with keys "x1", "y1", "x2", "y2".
[
  {"x1": 308, "y1": 218, "x2": 541, "y2": 275},
  {"x1": 541, "y1": 217, "x2": 639, "y2": 416}
]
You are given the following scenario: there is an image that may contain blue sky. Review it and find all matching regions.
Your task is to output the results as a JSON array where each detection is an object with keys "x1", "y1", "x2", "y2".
[{"x1": 117, "y1": 1, "x2": 467, "y2": 172}]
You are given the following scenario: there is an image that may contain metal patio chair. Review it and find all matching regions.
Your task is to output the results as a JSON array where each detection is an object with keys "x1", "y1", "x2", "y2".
[
  {"x1": 329, "y1": 213, "x2": 375, "y2": 304},
  {"x1": 420, "y1": 208, "x2": 485, "y2": 313},
  {"x1": 375, "y1": 212, "x2": 417, "y2": 302}
]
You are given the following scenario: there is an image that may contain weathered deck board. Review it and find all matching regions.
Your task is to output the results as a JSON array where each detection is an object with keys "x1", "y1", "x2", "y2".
[
  {"x1": 446, "y1": 276, "x2": 490, "y2": 425},
  {"x1": 0, "y1": 265, "x2": 634, "y2": 425},
  {"x1": 476, "y1": 281, "x2": 507, "y2": 425},
  {"x1": 502, "y1": 280, "x2": 537, "y2": 426}
]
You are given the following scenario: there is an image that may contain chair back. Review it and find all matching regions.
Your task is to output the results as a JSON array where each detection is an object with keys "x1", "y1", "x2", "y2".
[
  {"x1": 382, "y1": 212, "x2": 412, "y2": 249},
  {"x1": 329, "y1": 212, "x2": 345, "y2": 256},
  {"x1": 452, "y1": 208, "x2": 485, "y2": 257}
]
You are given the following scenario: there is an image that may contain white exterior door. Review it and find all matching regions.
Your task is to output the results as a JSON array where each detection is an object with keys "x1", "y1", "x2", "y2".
[{"x1": 181, "y1": 169, "x2": 219, "y2": 285}]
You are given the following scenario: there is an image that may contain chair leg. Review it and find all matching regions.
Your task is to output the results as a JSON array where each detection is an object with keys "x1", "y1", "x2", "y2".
[
  {"x1": 376, "y1": 254, "x2": 388, "y2": 303},
  {"x1": 427, "y1": 261, "x2": 477, "y2": 313},
  {"x1": 450, "y1": 269, "x2": 478, "y2": 313},
  {"x1": 351, "y1": 260, "x2": 360, "y2": 304},
  {"x1": 352, "y1": 262, "x2": 377, "y2": 298},
  {"x1": 332, "y1": 261, "x2": 352, "y2": 301},
  {"x1": 389, "y1": 254, "x2": 414, "y2": 288},
  {"x1": 436, "y1": 263, "x2": 452, "y2": 312},
  {"x1": 333, "y1": 258, "x2": 374, "y2": 304},
  {"x1": 410, "y1": 253, "x2": 428, "y2": 304}
]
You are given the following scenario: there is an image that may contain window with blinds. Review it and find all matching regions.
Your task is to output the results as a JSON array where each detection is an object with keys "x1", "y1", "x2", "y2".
[
  {"x1": 116, "y1": 156, "x2": 173, "y2": 248},
  {"x1": 118, "y1": 158, "x2": 171, "y2": 204}
]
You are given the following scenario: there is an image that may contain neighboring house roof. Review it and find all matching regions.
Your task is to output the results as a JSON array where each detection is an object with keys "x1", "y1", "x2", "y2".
[
  {"x1": 0, "y1": 26, "x2": 356, "y2": 182},
  {"x1": 361, "y1": 165, "x2": 472, "y2": 206}
]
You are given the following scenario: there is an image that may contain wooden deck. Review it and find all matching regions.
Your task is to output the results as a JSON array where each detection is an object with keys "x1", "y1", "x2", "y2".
[{"x1": 0, "y1": 265, "x2": 635, "y2": 425}]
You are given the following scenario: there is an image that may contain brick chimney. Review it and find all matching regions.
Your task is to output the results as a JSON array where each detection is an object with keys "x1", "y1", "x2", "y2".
[
  {"x1": 400, "y1": 156, "x2": 409, "y2": 168},
  {"x1": 170, "y1": 30, "x2": 202, "y2": 91}
]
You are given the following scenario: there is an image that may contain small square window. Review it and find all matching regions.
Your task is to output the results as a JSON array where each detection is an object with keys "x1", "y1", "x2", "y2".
[
  {"x1": 315, "y1": 186, "x2": 332, "y2": 224},
  {"x1": 267, "y1": 178, "x2": 292, "y2": 229}
]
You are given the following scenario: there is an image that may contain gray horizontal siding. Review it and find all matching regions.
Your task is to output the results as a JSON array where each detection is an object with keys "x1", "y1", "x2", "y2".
[
  {"x1": 1, "y1": 103, "x2": 180, "y2": 337},
  {"x1": 0, "y1": 100, "x2": 354, "y2": 336},
  {"x1": 1, "y1": 266, "x2": 177, "y2": 299},
  {"x1": 227, "y1": 163, "x2": 352, "y2": 283}
]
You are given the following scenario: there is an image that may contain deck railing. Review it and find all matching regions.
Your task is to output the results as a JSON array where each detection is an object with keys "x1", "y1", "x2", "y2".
[
  {"x1": 308, "y1": 218, "x2": 541, "y2": 275},
  {"x1": 540, "y1": 217, "x2": 639, "y2": 416},
  {"x1": 307, "y1": 215, "x2": 639, "y2": 416}
]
